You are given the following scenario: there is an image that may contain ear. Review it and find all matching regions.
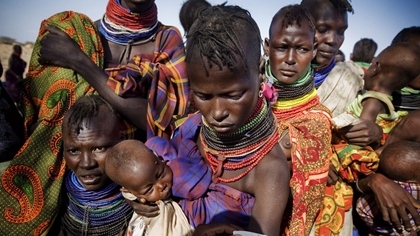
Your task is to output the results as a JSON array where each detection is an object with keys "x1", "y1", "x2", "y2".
[
  {"x1": 373, "y1": 61, "x2": 381, "y2": 75},
  {"x1": 263, "y1": 37, "x2": 270, "y2": 56}
]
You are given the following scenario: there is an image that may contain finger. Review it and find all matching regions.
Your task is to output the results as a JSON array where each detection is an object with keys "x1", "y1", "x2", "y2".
[
  {"x1": 408, "y1": 199, "x2": 420, "y2": 227},
  {"x1": 397, "y1": 208, "x2": 414, "y2": 232},
  {"x1": 44, "y1": 24, "x2": 64, "y2": 35},
  {"x1": 389, "y1": 208, "x2": 402, "y2": 231},
  {"x1": 378, "y1": 202, "x2": 391, "y2": 224}
]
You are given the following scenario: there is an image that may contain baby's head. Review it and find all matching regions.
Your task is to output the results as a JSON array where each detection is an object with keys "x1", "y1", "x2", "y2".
[
  {"x1": 105, "y1": 139, "x2": 173, "y2": 203},
  {"x1": 379, "y1": 140, "x2": 420, "y2": 183},
  {"x1": 363, "y1": 42, "x2": 420, "y2": 94}
]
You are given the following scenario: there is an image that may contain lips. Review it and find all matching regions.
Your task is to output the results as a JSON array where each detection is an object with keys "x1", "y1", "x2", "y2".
[
  {"x1": 279, "y1": 69, "x2": 297, "y2": 77},
  {"x1": 79, "y1": 174, "x2": 101, "y2": 185}
]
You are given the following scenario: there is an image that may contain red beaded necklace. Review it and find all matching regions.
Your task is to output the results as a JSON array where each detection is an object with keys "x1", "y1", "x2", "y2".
[
  {"x1": 201, "y1": 130, "x2": 279, "y2": 183},
  {"x1": 200, "y1": 98, "x2": 280, "y2": 183},
  {"x1": 105, "y1": 0, "x2": 157, "y2": 30}
]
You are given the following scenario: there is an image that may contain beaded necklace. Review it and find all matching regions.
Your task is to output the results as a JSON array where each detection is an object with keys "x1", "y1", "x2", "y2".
[
  {"x1": 99, "y1": 0, "x2": 159, "y2": 45},
  {"x1": 313, "y1": 59, "x2": 335, "y2": 88},
  {"x1": 268, "y1": 65, "x2": 320, "y2": 119},
  {"x1": 62, "y1": 171, "x2": 133, "y2": 236},
  {"x1": 201, "y1": 97, "x2": 279, "y2": 183},
  {"x1": 265, "y1": 62, "x2": 315, "y2": 100}
]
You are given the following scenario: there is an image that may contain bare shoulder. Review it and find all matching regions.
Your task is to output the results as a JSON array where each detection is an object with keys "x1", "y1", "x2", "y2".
[{"x1": 387, "y1": 110, "x2": 420, "y2": 143}]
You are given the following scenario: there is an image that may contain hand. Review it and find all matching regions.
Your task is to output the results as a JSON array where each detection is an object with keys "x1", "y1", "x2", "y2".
[
  {"x1": 368, "y1": 173, "x2": 420, "y2": 232},
  {"x1": 327, "y1": 162, "x2": 342, "y2": 186},
  {"x1": 193, "y1": 223, "x2": 243, "y2": 236},
  {"x1": 124, "y1": 198, "x2": 160, "y2": 218},
  {"x1": 338, "y1": 118, "x2": 382, "y2": 147},
  {"x1": 38, "y1": 24, "x2": 84, "y2": 69}
]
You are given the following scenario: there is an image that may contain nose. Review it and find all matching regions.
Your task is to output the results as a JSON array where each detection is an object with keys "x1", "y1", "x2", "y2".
[
  {"x1": 211, "y1": 98, "x2": 228, "y2": 122},
  {"x1": 79, "y1": 152, "x2": 96, "y2": 169},
  {"x1": 156, "y1": 180, "x2": 167, "y2": 192},
  {"x1": 285, "y1": 49, "x2": 296, "y2": 65},
  {"x1": 325, "y1": 32, "x2": 338, "y2": 47}
]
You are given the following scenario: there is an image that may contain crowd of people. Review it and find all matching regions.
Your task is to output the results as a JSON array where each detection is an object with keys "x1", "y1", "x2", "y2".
[{"x1": 0, "y1": 0, "x2": 419, "y2": 235}]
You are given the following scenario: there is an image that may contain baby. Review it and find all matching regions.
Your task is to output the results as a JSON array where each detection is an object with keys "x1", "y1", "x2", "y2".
[{"x1": 105, "y1": 139, "x2": 194, "y2": 236}]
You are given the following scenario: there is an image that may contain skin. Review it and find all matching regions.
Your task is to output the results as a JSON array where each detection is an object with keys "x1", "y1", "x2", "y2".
[
  {"x1": 358, "y1": 110, "x2": 420, "y2": 233},
  {"x1": 62, "y1": 106, "x2": 121, "y2": 191},
  {"x1": 187, "y1": 47, "x2": 290, "y2": 234},
  {"x1": 307, "y1": 2, "x2": 348, "y2": 66},
  {"x1": 38, "y1": 0, "x2": 161, "y2": 138},
  {"x1": 106, "y1": 140, "x2": 173, "y2": 203},
  {"x1": 264, "y1": 16, "x2": 317, "y2": 85},
  {"x1": 264, "y1": 15, "x2": 316, "y2": 171}
]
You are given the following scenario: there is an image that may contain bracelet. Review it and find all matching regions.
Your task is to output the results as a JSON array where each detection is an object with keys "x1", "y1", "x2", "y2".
[{"x1": 355, "y1": 178, "x2": 364, "y2": 194}]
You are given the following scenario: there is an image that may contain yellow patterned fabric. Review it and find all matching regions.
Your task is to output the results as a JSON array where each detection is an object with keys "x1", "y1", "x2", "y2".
[
  {"x1": 315, "y1": 91, "x2": 409, "y2": 235},
  {"x1": 0, "y1": 12, "x2": 102, "y2": 235}
]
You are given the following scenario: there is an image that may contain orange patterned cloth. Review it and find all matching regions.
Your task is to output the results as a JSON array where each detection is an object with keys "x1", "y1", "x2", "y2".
[{"x1": 273, "y1": 93, "x2": 333, "y2": 236}]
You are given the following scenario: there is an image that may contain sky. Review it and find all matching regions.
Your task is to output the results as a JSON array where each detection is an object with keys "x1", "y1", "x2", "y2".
[{"x1": 1, "y1": 0, "x2": 419, "y2": 59}]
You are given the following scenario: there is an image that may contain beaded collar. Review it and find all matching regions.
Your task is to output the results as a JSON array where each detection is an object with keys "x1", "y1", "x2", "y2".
[
  {"x1": 313, "y1": 59, "x2": 335, "y2": 88},
  {"x1": 265, "y1": 61, "x2": 315, "y2": 100},
  {"x1": 99, "y1": 0, "x2": 159, "y2": 45},
  {"x1": 201, "y1": 97, "x2": 279, "y2": 183},
  {"x1": 62, "y1": 171, "x2": 133, "y2": 236}
]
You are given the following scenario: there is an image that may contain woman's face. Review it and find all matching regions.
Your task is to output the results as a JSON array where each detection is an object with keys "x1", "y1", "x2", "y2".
[
  {"x1": 265, "y1": 18, "x2": 316, "y2": 84},
  {"x1": 63, "y1": 109, "x2": 121, "y2": 191},
  {"x1": 310, "y1": 5, "x2": 348, "y2": 65},
  {"x1": 188, "y1": 56, "x2": 260, "y2": 135}
]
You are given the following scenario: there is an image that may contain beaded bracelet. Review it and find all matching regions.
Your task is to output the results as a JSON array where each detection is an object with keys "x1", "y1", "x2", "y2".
[{"x1": 355, "y1": 178, "x2": 364, "y2": 194}]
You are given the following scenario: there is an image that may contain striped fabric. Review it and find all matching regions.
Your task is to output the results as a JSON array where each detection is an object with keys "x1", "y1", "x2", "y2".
[
  {"x1": 145, "y1": 113, "x2": 255, "y2": 229},
  {"x1": 105, "y1": 24, "x2": 189, "y2": 138}
]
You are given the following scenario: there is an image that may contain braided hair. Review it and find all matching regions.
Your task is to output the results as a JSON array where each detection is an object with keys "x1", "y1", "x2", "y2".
[
  {"x1": 186, "y1": 4, "x2": 262, "y2": 76},
  {"x1": 269, "y1": 4, "x2": 315, "y2": 38},
  {"x1": 301, "y1": 0, "x2": 354, "y2": 15},
  {"x1": 63, "y1": 95, "x2": 117, "y2": 135}
]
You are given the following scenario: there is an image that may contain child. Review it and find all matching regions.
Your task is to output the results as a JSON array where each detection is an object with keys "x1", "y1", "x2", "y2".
[
  {"x1": 105, "y1": 139, "x2": 194, "y2": 236},
  {"x1": 356, "y1": 141, "x2": 420, "y2": 235},
  {"x1": 263, "y1": 5, "x2": 332, "y2": 235}
]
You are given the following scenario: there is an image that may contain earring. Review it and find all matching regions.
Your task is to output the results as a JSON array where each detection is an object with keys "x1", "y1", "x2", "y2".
[{"x1": 259, "y1": 81, "x2": 265, "y2": 97}]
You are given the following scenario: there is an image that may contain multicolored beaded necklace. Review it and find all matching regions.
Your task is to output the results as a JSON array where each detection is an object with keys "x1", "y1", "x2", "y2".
[
  {"x1": 62, "y1": 171, "x2": 133, "y2": 236},
  {"x1": 99, "y1": 0, "x2": 159, "y2": 45},
  {"x1": 201, "y1": 97, "x2": 279, "y2": 183},
  {"x1": 265, "y1": 63, "x2": 320, "y2": 119},
  {"x1": 313, "y1": 59, "x2": 335, "y2": 88}
]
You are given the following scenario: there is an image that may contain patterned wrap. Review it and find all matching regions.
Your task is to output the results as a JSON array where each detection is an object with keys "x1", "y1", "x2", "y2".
[
  {"x1": 0, "y1": 11, "x2": 102, "y2": 235},
  {"x1": 272, "y1": 91, "x2": 332, "y2": 236},
  {"x1": 105, "y1": 24, "x2": 189, "y2": 138},
  {"x1": 146, "y1": 113, "x2": 255, "y2": 229},
  {"x1": 315, "y1": 90, "x2": 409, "y2": 235}
]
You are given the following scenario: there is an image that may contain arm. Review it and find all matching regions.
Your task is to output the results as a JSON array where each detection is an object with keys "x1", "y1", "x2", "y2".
[
  {"x1": 357, "y1": 173, "x2": 420, "y2": 232},
  {"x1": 39, "y1": 24, "x2": 148, "y2": 130},
  {"x1": 248, "y1": 145, "x2": 290, "y2": 235}
]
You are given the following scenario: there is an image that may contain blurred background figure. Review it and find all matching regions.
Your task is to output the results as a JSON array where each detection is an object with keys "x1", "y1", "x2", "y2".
[
  {"x1": 350, "y1": 38, "x2": 378, "y2": 72},
  {"x1": 334, "y1": 50, "x2": 346, "y2": 63},
  {"x1": 5, "y1": 44, "x2": 26, "y2": 104}
]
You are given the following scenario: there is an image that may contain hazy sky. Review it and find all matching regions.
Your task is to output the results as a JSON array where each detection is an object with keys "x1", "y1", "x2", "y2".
[{"x1": 1, "y1": 0, "x2": 419, "y2": 59}]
